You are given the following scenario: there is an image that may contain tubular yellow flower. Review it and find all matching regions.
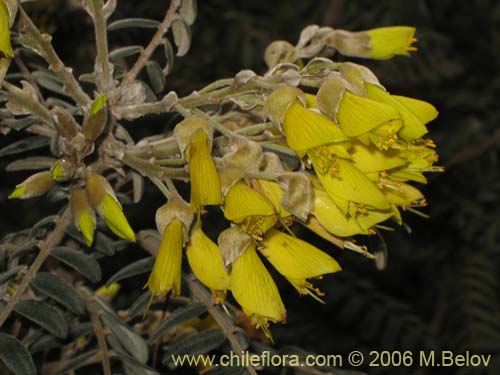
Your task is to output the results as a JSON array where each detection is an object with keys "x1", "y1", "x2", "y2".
[
  {"x1": 186, "y1": 226, "x2": 230, "y2": 302},
  {"x1": 311, "y1": 188, "x2": 392, "y2": 237},
  {"x1": 70, "y1": 188, "x2": 96, "y2": 247},
  {"x1": 251, "y1": 179, "x2": 291, "y2": 218},
  {"x1": 224, "y1": 181, "x2": 277, "y2": 236},
  {"x1": 0, "y1": 0, "x2": 13, "y2": 58},
  {"x1": 308, "y1": 145, "x2": 389, "y2": 210},
  {"x1": 282, "y1": 100, "x2": 348, "y2": 158},
  {"x1": 86, "y1": 172, "x2": 135, "y2": 242},
  {"x1": 366, "y1": 83, "x2": 438, "y2": 140},
  {"x1": 367, "y1": 26, "x2": 417, "y2": 60},
  {"x1": 260, "y1": 229, "x2": 341, "y2": 300},
  {"x1": 147, "y1": 219, "x2": 184, "y2": 298},
  {"x1": 349, "y1": 141, "x2": 407, "y2": 173},
  {"x1": 102, "y1": 195, "x2": 136, "y2": 242},
  {"x1": 189, "y1": 129, "x2": 222, "y2": 208},
  {"x1": 230, "y1": 243, "x2": 286, "y2": 327},
  {"x1": 8, "y1": 171, "x2": 55, "y2": 199}
]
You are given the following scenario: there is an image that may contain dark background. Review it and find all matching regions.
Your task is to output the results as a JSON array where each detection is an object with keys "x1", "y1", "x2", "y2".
[{"x1": 1, "y1": 1, "x2": 500, "y2": 374}]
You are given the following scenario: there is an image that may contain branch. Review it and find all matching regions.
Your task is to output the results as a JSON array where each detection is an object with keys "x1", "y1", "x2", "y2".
[
  {"x1": 0, "y1": 208, "x2": 71, "y2": 327},
  {"x1": 85, "y1": 296, "x2": 112, "y2": 375},
  {"x1": 186, "y1": 274, "x2": 258, "y2": 375},
  {"x1": 86, "y1": 0, "x2": 114, "y2": 92},
  {"x1": 120, "y1": 0, "x2": 181, "y2": 86},
  {"x1": 18, "y1": 7, "x2": 91, "y2": 108}
]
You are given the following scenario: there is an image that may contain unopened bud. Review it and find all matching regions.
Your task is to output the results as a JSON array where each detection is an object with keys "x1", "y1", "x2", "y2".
[
  {"x1": 82, "y1": 94, "x2": 108, "y2": 141},
  {"x1": 52, "y1": 107, "x2": 80, "y2": 139},
  {"x1": 8, "y1": 171, "x2": 55, "y2": 199},
  {"x1": 264, "y1": 41, "x2": 298, "y2": 68},
  {"x1": 51, "y1": 158, "x2": 75, "y2": 182}
]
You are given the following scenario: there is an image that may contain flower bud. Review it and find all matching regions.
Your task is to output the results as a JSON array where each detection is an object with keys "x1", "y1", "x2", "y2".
[
  {"x1": 9, "y1": 171, "x2": 55, "y2": 199},
  {"x1": 51, "y1": 158, "x2": 76, "y2": 182},
  {"x1": 0, "y1": 0, "x2": 13, "y2": 58},
  {"x1": 70, "y1": 188, "x2": 96, "y2": 247},
  {"x1": 52, "y1": 107, "x2": 80, "y2": 139},
  {"x1": 82, "y1": 94, "x2": 108, "y2": 142},
  {"x1": 86, "y1": 172, "x2": 135, "y2": 242}
]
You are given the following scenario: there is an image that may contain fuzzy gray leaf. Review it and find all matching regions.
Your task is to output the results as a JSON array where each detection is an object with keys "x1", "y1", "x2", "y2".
[
  {"x1": 109, "y1": 45, "x2": 143, "y2": 60},
  {"x1": 146, "y1": 61, "x2": 166, "y2": 94},
  {"x1": 107, "y1": 256, "x2": 154, "y2": 285},
  {"x1": 6, "y1": 156, "x2": 55, "y2": 171},
  {"x1": 0, "y1": 136, "x2": 50, "y2": 158},
  {"x1": 13, "y1": 300, "x2": 68, "y2": 338},
  {"x1": 0, "y1": 333, "x2": 36, "y2": 375},
  {"x1": 108, "y1": 18, "x2": 160, "y2": 31},
  {"x1": 180, "y1": 0, "x2": 197, "y2": 25},
  {"x1": 171, "y1": 19, "x2": 191, "y2": 57},
  {"x1": 51, "y1": 246, "x2": 102, "y2": 283},
  {"x1": 30, "y1": 272, "x2": 85, "y2": 315}
]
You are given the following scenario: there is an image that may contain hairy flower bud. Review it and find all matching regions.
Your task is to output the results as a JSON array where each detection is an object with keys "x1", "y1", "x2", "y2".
[
  {"x1": 70, "y1": 188, "x2": 96, "y2": 246},
  {"x1": 9, "y1": 171, "x2": 55, "y2": 199},
  {"x1": 264, "y1": 41, "x2": 298, "y2": 68},
  {"x1": 0, "y1": 0, "x2": 13, "y2": 58},
  {"x1": 82, "y1": 94, "x2": 108, "y2": 142}
]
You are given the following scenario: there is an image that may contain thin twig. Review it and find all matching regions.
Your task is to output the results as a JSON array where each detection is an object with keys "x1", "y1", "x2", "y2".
[
  {"x1": 120, "y1": 0, "x2": 181, "y2": 86},
  {"x1": 85, "y1": 297, "x2": 112, "y2": 375},
  {"x1": 87, "y1": 0, "x2": 114, "y2": 92},
  {"x1": 0, "y1": 208, "x2": 71, "y2": 327},
  {"x1": 18, "y1": 7, "x2": 91, "y2": 108},
  {"x1": 186, "y1": 274, "x2": 258, "y2": 375}
]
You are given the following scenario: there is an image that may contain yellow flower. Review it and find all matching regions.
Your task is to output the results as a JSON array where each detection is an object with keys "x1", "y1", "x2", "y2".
[
  {"x1": 188, "y1": 129, "x2": 222, "y2": 208},
  {"x1": 282, "y1": 100, "x2": 348, "y2": 158},
  {"x1": 260, "y1": 229, "x2": 341, "y2": 301},
  {"x1": 366, "y1": 83, "x2": 438, "y2": 140},
  {"x1": 251, "y1": 179, "x2": 291, "y2": 218},
  {"x1": 8, "y1": 171, "x2": 55, "y2": 199},
  {"x1": 86, "y1": 172, "x2": 135, "y2": 242},
  {"x1": 70, "y1": 188, "x2": 96, "y2": 247},
  {"x1": 316, "y1": 78, "x2": 403, "y2": 150},
  {"x1": 96, "y1": 283, "x2": 121, "y2": 301},
  {"x1": 186, "y1": 226, "x2": 230, "y2": 302},
  {"x1": 349, "y1": 141, "x2": 407, "y2": 174},
  {"x1": 0, "y1": 0, "x2": 13, "y2": 58},
  {"x1": 224, "y1": 181, "x2": 277, "y2": 237},
  {"x1": 147, "y1": 219, "x2": 184, "y2": 297},
  {"x1": 230, "y1": 243, "x2": 286, "y2": 328},
  {"x1": 311, "y1": 188, "x2": 392, "y2": 237},
  {"x1": 367, "y1": 26, "x2": 417, "y2": 60},
  {"x1": 308, "y1": 145, "x2": 389, "y2": 210},
  {"x1": 389, "y1": 144, "x2": 442, "y2": 184}
]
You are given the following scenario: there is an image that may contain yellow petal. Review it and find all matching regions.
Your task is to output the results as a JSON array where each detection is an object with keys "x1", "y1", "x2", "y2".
[
  {"x1": 189, "y1": 130, "x2": 222, "y2": 208},
  {"x1": 8, "y1": 185, "x2": 26, "y2": 199},
  {"x1": 224, "y1": 181, "x2": 276, "y2": 223},
  {"x1": 186, "y1": 226, "x2": 230, "y2": 292},
  {"x1": 309, "y1": 146, "x2": 389, "y2": 209},
  {"x1": 0, "y1": 1, "x2": 13, "y2": 58},
  {"x1": 392, "y1": 95, "x2": 438, "y2": 124},
  {"x1": 350, "y1": 141, "x2": 407, "y2": 173},
  {"x1": 337, "y1": 91, "x2": 402, "y2": 137},
  {"x1": 304, "y1": 93, "x2": 317, "y2": 108},
  {"x1": 96, "y1": 283, "x2": 121, "y2": 300},
  {"x1": 260, "y1": 228, "x2": 341, "y2": 281},
  {"x1": 382, "y1": 180, "x2": 426, "y2": 208},
  {"x1": 366, "y1": 83, "x2": 428, "y2": 140},
  {"x1": 367, "y1": 26, "x2": 417, "y2": 60},
  {"x1": 147, "y1": 219, "x2": 183, "y2": 297},
  {"x1": 283, "y1": 100, "x2": 348, "y2": 158},
  {"x1": 70, "y1": 189, "x2": 96, "y2": 246},
  {"x1": 230, "y1": 243, "x2": 286, "y2": 323},
  {"x1": 252, "y1": 179, "x2": 291, "y2": 218},
  {"x1": 102, "y1": 194, "x2": 136, "y2": 242}
]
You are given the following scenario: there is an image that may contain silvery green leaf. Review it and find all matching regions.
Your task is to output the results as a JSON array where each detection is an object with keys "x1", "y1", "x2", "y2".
[
  {"x1": 0, "y1": 265, "x2": 26, "y2": 285},
  {"x1": 30, "y1": 272, "x2": 85, "y2": 315},
  {"x1": 6, "y1": 156, "x2": 55, "y2": 171},
  {"x1": 180, "y1": 0, "x2": 197, "y2": 25},
  {"x1": 29, "y1": 215, "x2": 59, "y2": 239},
  {"x1": 53, "y1": 349, "x2": 99, "y2": 375},
  {"x1": 138, "y1": 80, "x2": 157, "y2": 102},
  {"x1": 10, "y1": 239, "x2": 39, "y2": 259},
  {"x1": 109, "y1": 45, "x2": 143, "y2": 60},
  {"x1": 51, "y1": 246, "x2": 102, "y2": 283},
  {"x1": 108, "y1": 18, "x2": 160, "y2": 31},
  {"x1": 128, "y1": 290, "x2": 151, "y2": 318},
  {"x1": 94, "y1": 232, "x2": 116, "y2": 256},
  {"x1": 162, "y1": 329, "x2": 226, "y2": 369},
  {"x1": 132, "y1": 171, "x2": 144, "y2": 203},
  {"x1": 28, "y1": 334, "x2": 61, "y2": 354},
  {"x1": 13, "y1": 300, "x2": 68, "y2": 338},
  {"x1": 101, "y1": 313, "x2": 149, "y2": 363},
  {"x1": 162, "y1": 39, "x2": 174, "y2": 74},
  {"x1": 146, "y1": 61, "x2": 166, "y2": 94},
  {"x1": 106, "y1": 257, "x2": 154, "y2": 285},
  {"x1": 7, "y1": 116, "x2": 39, "y2": 131},
  {"x1": 0, "y1": 333, "x2": 36, "y2": 375},
  {"x1": 149, "y1": 302, "x2": 207, "y2": 343},
  {"x1": 0, "y1": 135, "x2": 50, "y2": 157},
  {"x1": 32, "y1": 71, "x2": 68, "y2": 97},
  {"x1": 171, "y1": 19, "x2": 191, "y2": 57}
]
